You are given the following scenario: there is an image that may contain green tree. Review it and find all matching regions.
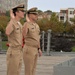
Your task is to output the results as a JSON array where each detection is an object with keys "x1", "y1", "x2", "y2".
[
  {"x1": 70, "y1": 16, "x2": 75, "y2": 24},
  {"x1": 44, "y1": 10, "x2": 52, "y2": 14},
  {"x1": 0, "y1": 16, "x2": 9, "y2": 32},
  {"x1": 50, "y1": 12, "x2": 58, "y2": 22},
  {"x1": 63, "y1": 21, "x2": 72, "y2": 33},
  {"x1": 37, "y1": 12, "x2": 72, "y2": 34},
  {"x1": 6, "y1": 11, "x2": 10, "y2": 17},
  {"x1": 37, "y1": 18, "x2": 50, "y2": 31},
  {"x1": 38, "y1": 10, "x2": 43, "y2": 13}
]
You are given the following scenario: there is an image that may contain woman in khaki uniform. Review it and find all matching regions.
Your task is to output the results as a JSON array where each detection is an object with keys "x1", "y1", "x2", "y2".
[
  {"x1": 22, "y1": 7, "x2": 42, "y2": 75},
  {"x1": 5, "y1": 4, "x2": 25, "y2": 75}
]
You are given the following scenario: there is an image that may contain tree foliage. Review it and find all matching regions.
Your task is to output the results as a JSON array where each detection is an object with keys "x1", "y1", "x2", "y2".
[
  {"x1": 70, "y1": 16, "x2": 75, "y2": 24},
  {"x1": 37, "y1": 12, "x2": 73, "y2": 34},
  {"x1": 0, "y1": 12, "x2": 74, "y2": 34},
  {"x1": 0, "y1": 16, "x2": 9, "y2": 32}
]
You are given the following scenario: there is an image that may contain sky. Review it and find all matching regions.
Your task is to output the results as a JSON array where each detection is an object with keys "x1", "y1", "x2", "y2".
[{"x1": 28, "y1": 0, "x2": 75, "y2": 12}]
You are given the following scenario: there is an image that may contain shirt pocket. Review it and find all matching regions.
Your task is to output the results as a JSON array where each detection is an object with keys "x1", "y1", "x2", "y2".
[
  {"x1": 15, "y1": 27, "x2": 20, "y2": 34},
  {"x1": 30, "y1": 27, "x2": 35, "y2": 32}
]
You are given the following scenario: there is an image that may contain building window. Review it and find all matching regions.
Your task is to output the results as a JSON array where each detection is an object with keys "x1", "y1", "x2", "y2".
[
  {"x1": 60, "y1": 16, "x2": 64, "y2": 21},
  {"x1": 70, "y1": 11, "x2": 74, "y2": 14},
  {"x1": 61, "y1": 10, "x2": 66, "y2": 13}
]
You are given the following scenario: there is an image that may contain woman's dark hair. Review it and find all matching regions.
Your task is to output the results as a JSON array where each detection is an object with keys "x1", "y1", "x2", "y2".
[{"x1": 12, "y1": 8, "x2": 18, "y2": 16}]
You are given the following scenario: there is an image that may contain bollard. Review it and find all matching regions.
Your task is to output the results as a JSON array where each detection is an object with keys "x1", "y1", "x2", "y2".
[
  {"x1": 41, "y1": 31, "x2": 45, "y2": 52},
  {"x1": 0, "y1": 31, "x2": 2, "y2": 51},
  {"x1": 47, "y1": 29, "x2": 52, "y2": 56}
]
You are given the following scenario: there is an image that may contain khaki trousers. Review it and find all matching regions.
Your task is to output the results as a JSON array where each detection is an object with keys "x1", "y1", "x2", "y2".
[
  {"x1": 23, "y1": 45, "x2": 38, "y2": 75},
  {"x1": 6, "y1": 47, "x2": 22, "y2": 75}
]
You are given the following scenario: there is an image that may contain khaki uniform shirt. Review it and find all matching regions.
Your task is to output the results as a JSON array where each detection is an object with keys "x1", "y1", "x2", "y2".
[
  {"x1": 6, "y1": 19, "x2": 22, "y2": 47},
  {"x1": 23, "y1": 22, "x2": 40, "y2": 48}
]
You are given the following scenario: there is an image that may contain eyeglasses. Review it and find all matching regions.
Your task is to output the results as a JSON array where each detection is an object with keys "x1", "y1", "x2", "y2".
[
  {"x1": 32, "y1": 13, "x2": 38, "y2": 15},
  {"x1": 20, "y1": 10, "x2": 26, "y2": 12}
]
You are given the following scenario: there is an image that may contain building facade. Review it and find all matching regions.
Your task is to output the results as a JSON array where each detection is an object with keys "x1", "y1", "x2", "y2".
[
  {"x1": 0, "y1": 0, "x2": 28, "y2": 14},
  {"x1": 0, "y1": 0, "x2": 6, "y2": 14},
  {"x1": 59, "y1": 8, "x2": 75, "y2": 24},
  {"x1": 6, "y1": 0, "x2": 28, "y2": 10}
]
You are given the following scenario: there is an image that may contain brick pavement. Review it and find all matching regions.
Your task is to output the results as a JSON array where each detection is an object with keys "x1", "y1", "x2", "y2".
[{"x1": 0, "y1": 54, "x2": 74, "y2": 75}]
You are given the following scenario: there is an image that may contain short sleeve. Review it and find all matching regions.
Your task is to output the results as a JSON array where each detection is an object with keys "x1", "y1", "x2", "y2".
[{"x1": 6, "y1": 22, "x2": 14, "y2": 36}]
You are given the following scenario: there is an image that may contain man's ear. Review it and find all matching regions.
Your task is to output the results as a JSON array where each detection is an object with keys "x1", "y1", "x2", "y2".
[{"x1": 16, "y1": 11, "x2": 19, "y2": 15}]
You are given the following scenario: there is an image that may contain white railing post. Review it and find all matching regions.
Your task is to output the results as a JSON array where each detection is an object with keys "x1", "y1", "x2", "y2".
[
  {"x1": 47, "y1": 29, "x2": 52, "y2": 55},
  {"x1": 0, "y1": 31, "x2": 2, "y2": 51},
  {"x1": 41, "y1": 31, "x2": 45, "y2": 52}
]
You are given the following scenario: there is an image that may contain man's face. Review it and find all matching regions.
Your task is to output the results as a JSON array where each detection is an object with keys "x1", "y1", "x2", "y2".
[
  {"x1": 29, "y1": 13, "x2": 38, "y2": 21},
  {"x1": 17, "y1": 10, "x2": 25, "y2": 18}
]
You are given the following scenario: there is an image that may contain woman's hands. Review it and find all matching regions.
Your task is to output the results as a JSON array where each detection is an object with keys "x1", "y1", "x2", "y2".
[{"x1": 10, "y1": 10, "x2": 15, "y2": 19}]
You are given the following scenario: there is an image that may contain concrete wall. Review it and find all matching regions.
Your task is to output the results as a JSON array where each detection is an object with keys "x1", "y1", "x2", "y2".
[{"x1": 53, "y1": 58, "x2": 75, "y2": 75}]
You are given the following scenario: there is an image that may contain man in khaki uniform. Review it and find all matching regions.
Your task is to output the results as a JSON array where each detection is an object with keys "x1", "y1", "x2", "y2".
[
  {"x1": 22, "y1": 7, "x2": 42, "y2": 75},
  {"x1": 5, "y1": 4, "x2": 25, "y2": 75}
]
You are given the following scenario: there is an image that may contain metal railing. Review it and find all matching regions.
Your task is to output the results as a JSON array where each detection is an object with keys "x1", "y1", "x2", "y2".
[{"x1": 40, "y1": 29, "x2": 52, "y2": 55}]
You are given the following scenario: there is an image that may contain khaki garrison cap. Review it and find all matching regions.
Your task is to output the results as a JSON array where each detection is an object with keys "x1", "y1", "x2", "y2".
[
  {"x1": 27, "y1": 7, "x2": 38, "y2": 14},
  {"x1": 12, "y1": 3, "x2": 25, "y2": 11}
]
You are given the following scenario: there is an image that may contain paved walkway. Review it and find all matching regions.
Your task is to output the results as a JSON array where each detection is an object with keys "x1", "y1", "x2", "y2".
[{"x1": 0, "y1": 54, "x2": 74, "y2": 75}]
